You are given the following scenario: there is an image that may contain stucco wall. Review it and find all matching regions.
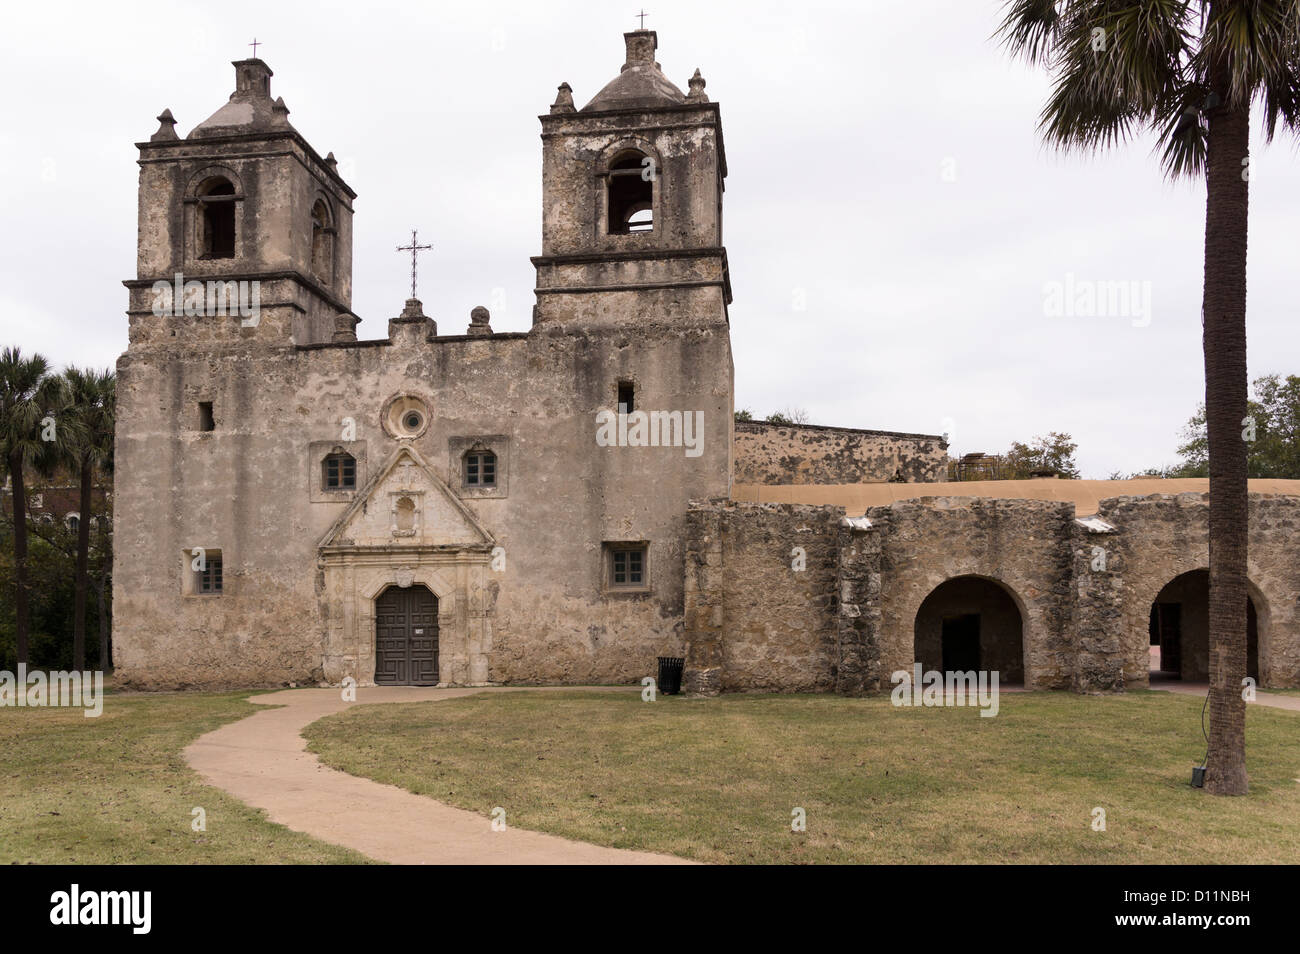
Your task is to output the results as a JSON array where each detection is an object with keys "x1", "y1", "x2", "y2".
[{"x1": 113, "y1": 318, "x2": 733, "y2": 689}]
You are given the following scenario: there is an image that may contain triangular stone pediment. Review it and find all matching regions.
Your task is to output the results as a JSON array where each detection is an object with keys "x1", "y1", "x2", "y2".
[{"x1": 318, "y1": 445, "x2": 495, "y2": 549}]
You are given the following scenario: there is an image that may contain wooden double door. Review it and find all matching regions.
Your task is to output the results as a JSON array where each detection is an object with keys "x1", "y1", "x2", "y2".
[{"x1": 374, "y1": 585, "x2": 439, "y2": 686}]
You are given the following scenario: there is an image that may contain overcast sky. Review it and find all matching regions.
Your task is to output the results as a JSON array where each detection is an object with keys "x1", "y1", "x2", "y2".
[{"x1": 2, "y1": 0, "x2": 1296, "y2": 478}]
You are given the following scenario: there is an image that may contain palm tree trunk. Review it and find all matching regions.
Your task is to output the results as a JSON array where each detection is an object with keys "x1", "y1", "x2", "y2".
[
  {"x1": 1201, "y1": 55, "x2": 1251, "y2": 796},
  {"x1": 73, "y1": 456, "x2": 92, "y2": 671},
  {"x1": 9, "y1": 450, "x2": 30, "y2": 667},
  {"x1": 97, "y1": 566, "x2": 110, "y2": 670},
  {"x1": 98, "y1": 536, "x2": 113, "y2": 670}
]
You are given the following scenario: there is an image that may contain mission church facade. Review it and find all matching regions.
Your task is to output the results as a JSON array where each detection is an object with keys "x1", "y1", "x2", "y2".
[{"x1": 114, "y1": 30, "x2": 1300, "y2": 693}]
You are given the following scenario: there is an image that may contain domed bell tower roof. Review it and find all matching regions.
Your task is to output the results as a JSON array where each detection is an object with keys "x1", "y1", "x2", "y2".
[
  {"x1": 189, "y1": 59, "x2": 294, "y2": 138},
  {"x1": 582, "y1": 30, "x2": 686, "y2": 111}
]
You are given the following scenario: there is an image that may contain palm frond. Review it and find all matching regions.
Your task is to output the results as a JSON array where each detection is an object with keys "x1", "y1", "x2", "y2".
[{"x1": 995, "y1": 0, "x2": 1068, "y2": 63}]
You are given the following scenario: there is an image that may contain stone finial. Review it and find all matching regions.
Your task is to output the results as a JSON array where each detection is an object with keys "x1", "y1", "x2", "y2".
[
  {"x1": 331, "y1": 312, "x2": 359, "y2": 343},
  {"x1": 622, "y1": 29, "x2": 658, "y2": 71},
  {"x1": 686, "y1": 68, "x2": 708, "y2": 103},
  {"x1": 151, "y1": 108, "x2": 179, "y2": 142},
  {"x1": 324, "y1": 151, "x2": 339, "y2": 171},
  {"x1": 467, "y1": 305, "x2": 493, "y2": 336},
  {"x1": 233, "y1": 58, "x2": 274, "y2": 99},
  {"x1": 272, "y1": 96, "x2": 291, "y2": 126},
  {"x1": 550, "y1": 82, "x2": 576, "y2": 114},
  {"x1": 397, "y1": 298, "x2": 427, "y2": 322},
  {"x1": 389, "y1": 298, "x2": 436, "y2": 342}
]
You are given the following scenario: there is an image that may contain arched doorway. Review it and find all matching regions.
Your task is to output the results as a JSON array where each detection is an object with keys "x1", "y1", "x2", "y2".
[
  {"x1": 914, "y1": 576, "x2": 1024, "y2": 683},
  {"x1": 1148, "y1": 569, "x2": 1258, "y2": 682},
  {"x1": 374, "y1": 584, "x2": 439, "y2": 685}
]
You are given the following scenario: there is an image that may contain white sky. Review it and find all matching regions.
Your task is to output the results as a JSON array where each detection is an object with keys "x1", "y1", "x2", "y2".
[{"x1": 1, "y1": 0, "x2": 1296, "y2": 478}]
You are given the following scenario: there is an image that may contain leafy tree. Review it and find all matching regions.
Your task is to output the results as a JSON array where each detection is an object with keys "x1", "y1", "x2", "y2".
[
  {"x1": 948, "y1": 432, "x2": 1080, "y2": 480},
  {"x1": 998, "y1": 0, "x2": 1300, "y2": 795},
  {"x1": 1169, "y1": 373, "x2": 1300, "y2": 478},
  {"x1": 766, "y1": 407, "x2": 810, "y2": 426},
  {"x1": 1006, "y1": 431, "x2": 1081, "y2": 478}
]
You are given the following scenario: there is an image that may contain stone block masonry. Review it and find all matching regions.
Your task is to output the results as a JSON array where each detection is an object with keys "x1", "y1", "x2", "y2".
[
  {"x1": 733, "y1": 420, "x2": 947, "y2": 485},
  {"x1": 683, "y1": 493, "x2": 1300, "y2": 695}
]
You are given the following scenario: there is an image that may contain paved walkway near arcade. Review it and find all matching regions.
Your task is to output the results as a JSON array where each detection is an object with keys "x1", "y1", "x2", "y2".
[
  {"x1": 185, "y1": 686, "x2": 692, "y2": 865},
  {"x1": 1155, "y1": 681, "x2": 1300, "y2": 712}
]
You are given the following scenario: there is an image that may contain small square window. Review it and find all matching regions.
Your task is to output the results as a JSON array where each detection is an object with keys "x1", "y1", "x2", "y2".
[
  {"x1": 185, "y1": 547, "x2": 224, "y2": 596},
  {"x1": 465, "y1": 451, "x2": 496, "y2": 487},
  {"x1": 606, "y1": 543, "x2": 648, "y2": 591},
  {"x1": 198, "y1": 402, "x2": 215, "y2": 432},
  {"x1": 323, "y1": 452, "x2": 356, "y2": 490}
]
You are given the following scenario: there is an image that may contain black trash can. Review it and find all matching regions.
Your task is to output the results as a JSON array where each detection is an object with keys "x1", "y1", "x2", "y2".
[{"x1": 657, "y1": 656, "x2": 685, "y2": 695}]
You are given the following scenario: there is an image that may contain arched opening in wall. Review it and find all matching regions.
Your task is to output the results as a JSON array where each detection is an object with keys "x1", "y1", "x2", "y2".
[
  {"x1": 914, "y1": 576, "x2": 1024, "y2": 684},
  {"x1": 374, "y1": 584, "x2": 439, "y2": 685},
  {"x1": 606, "y1": 151, "x2": 653, "y2": 234},
  {"x1": 1148, "y1": 569, "x2": 1259, "y2": 682},
  {"x1": 197, "y1": 177, "x2": 236, "y2": 259},
  {"x1": 310, "y1": 199, "x2": 333, "y2": 284}
]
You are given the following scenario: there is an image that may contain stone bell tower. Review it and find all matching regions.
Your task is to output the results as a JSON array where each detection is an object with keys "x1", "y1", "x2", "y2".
[
  {"x1": 125, "y1": 58, "x2": 359, "y2": 348},
  {"x1": 531, "y1": 29, "x2": 731, "y2": 329}
]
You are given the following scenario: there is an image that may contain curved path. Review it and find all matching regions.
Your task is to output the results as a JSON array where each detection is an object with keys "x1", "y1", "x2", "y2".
[{"x1": 184, "y1": 686, "x2": 691, "y2": 865}]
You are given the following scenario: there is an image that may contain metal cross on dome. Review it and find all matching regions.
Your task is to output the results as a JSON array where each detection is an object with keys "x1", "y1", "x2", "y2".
[
  {"x1": 396, "y1": 229, "x2": 433, "y2": 300},
  {"x1": 637, "y1": 10, "x2": 647, "y2": 29},
  {"x1": 249, "y1": 38, "x2": 261, "y2": 57}
]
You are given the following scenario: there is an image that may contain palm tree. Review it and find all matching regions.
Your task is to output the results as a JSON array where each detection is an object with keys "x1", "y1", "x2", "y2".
[
  {"x1": 0, "y1": 348, "x2": 60, "y2": 668},
  {"x1": 997, "y1": 1, "x2": 1300, "y2": 795},
  {"x1": 44, "y1": 367, "x2": 115, "y2": 672}
]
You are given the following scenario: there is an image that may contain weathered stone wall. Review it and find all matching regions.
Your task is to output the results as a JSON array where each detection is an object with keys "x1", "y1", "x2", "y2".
[
  {"x1": 1089, "y1": 493, "x2": 1300, "y2": 688},
  {"x1": 682, "y1": 500, "x2": 842, "y2": 693},
  {"x1": 114, "y1": 36, "x2": 737, "y2": 691},
  {"x1": 683, "y1": 492, "x2": 1300, "y2": 695},
  {"x1": 733, "y1": 421, "x2": 947, "y2": 485},
  {"x1": 868, "y1": 498, "x2": 1077, "y2": 690},
  {"x1": 113, "y1": 319, "x2": 733, "y2": 689}
]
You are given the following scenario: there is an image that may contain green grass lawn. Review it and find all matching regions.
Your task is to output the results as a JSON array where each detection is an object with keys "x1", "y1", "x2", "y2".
[
  {"x1": 306, "y1": 690, "x2": 1300, "y2": 864},
  {"x1": 0, "y1": 691, "x2": 369, "y2": 864}
]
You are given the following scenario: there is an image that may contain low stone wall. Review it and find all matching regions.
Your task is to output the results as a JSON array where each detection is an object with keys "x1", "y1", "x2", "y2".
[{"x1": 733, "y1": 421, "x2": 947, "y2": 484}]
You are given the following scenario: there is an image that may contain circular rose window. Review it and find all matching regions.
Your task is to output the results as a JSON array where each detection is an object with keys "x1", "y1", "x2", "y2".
[{"x1": 382, "y1": 394, "x2": 431, "y2": 439}]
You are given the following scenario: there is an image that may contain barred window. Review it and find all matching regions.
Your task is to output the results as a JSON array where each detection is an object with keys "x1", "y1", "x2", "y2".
[
  {"x1": 609, "y1": 545, "x2": 646, "y2": 588},
  {"x1": 199, "y1": 555, "x2": 223, "y2": 594},
  {"x1": 465, "y1": 450, "x2": 496, "y2": 487},
  {"x1": 323, "y1": 451, "x2": 356, "y2": 490}
]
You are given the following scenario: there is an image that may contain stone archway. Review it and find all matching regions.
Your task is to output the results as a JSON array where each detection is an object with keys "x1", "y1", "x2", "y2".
[
  {"x1": 914, "y1": 576, "x2": 1025, "y2": 684},
  {"x1": 1148, "y1": 569, "x2": 1260, "y2": 682}
]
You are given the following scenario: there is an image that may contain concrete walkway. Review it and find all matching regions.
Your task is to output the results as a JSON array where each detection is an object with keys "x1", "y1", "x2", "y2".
[
  {"x1": 1153, "y1": 681, "x2": 1300, "y2": 712},
  {"x1": 184, "y1": 686, "x2": 691, "y2": 865}
]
